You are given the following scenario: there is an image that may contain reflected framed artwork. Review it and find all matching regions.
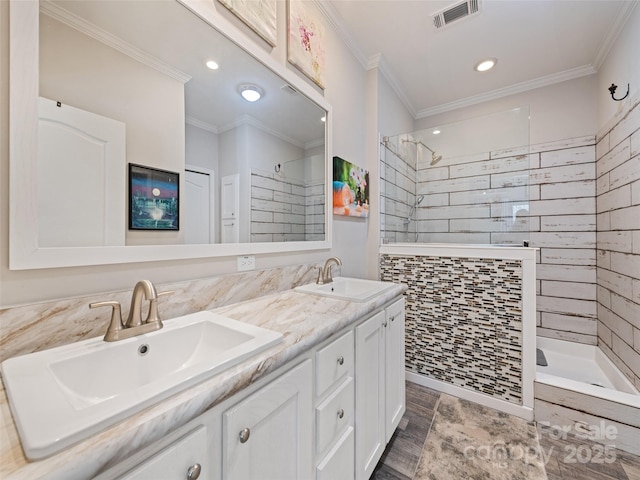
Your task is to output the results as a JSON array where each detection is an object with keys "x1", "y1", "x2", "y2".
[
  {"x1": 333, "y1": 156, "x2": 369, "y2": 218},
  {"x1": 129, "y1": 164, "x2": 179, "y2": 230},
  {"x1": 288, "y1": 0, "x2": 326, "y2": 88},
  {"x1": 218, "y1": 0, "x2": 277, "y2": 47}
]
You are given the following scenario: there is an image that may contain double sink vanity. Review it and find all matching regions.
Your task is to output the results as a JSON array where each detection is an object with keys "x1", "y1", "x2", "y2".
[{"x1": 1, "y1": 276, "x2": 406, "y2": 480}]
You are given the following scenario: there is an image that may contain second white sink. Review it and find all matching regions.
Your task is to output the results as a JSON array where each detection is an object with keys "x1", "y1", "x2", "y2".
[
  {"x1": 295, "y1": 277, "x2": 396, "y2": 302},
  {"x1": 1, "y1": 311, "x2": 282, "y2": 460}
]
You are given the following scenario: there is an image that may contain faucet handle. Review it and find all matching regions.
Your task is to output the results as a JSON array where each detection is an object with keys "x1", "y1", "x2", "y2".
[
  {"x1": 90, "y1": 300, "x2": 124, "y2": 342},
  {"x1": 316, "y1": 266, "x2": 325, "y2": 285}
]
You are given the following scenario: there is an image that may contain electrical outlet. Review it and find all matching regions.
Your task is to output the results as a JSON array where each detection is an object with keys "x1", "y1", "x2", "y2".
[{"x1": 237, "y1": 255, "x2": 255, "y2": 271}]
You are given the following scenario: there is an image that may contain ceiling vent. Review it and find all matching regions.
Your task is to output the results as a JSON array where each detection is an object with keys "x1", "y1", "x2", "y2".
[
  {"x1": 281, "y1": 84, "x2": 298, "y2": 96},
  {"x1": 433, "y1": 0, "x2": 480, "y2": 29}
]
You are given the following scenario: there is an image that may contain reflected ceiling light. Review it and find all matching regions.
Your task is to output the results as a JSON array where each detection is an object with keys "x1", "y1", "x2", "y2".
[
  {"x1": 238, "y1": 84, "x2": 264, "y2": 102},
  {"x1": 205, "y1": 60, "x2": 219, "y2": 70},
  {"x1": 474, "y1": 58, "x2": 497, "y2": 72},
  {"x1": 432, "y1": 129, "x2": 441, "y2": 135},
  {"x1": 321, "y1": 116, "x2": 326, "y2": 122}
]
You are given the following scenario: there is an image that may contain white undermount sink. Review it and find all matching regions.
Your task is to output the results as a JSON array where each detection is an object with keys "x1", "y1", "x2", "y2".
[
  {"x1": 1, "y1": 311, "x2": 282, "y2": 460},
  {"x1": 295, "y1": 276, "x2": 396, "y2": 302}
]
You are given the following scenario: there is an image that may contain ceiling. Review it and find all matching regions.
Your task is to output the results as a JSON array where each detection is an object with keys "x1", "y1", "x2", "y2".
[{"x1": 324, "y1": 0, "x2": 637, "y2": 118}]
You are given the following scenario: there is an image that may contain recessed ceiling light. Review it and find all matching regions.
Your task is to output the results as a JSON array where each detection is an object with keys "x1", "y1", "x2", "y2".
[
  {"x1": 238, "y1": 84, "x2": 264, "y2": 102},
  {"x1": 474, "y1": 58, "x2": 497, "y2": 72},
  {"x1": 205, "y1": 60, "x2": 219, "y2": 70},
  {"x1": 432, "y1": 130, "x2": 441, "y2": 135}
]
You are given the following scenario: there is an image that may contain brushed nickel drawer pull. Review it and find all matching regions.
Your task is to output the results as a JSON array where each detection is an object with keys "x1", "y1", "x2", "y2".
[
  {"x1": 337, "y1": 408, "x2": 344, "y2": 419},
  {"x1": 186, "y1": 463, "x2": 201, "y2": 480},
  {"x1": 239, "y1": 428, "x2": 251, "y2": 443},
  {"x1": 337, "y1": 355, "x2": 344, "y2": 365}
]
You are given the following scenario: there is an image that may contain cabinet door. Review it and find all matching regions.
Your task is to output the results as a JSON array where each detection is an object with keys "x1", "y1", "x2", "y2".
[
  {"x1": 316, "y1": 427, "x2": 354, "y2": 480},
  {"x1": 119, "y1": 427, "x2": 208, "y2": 480},
  {"x1": 221, "y1": 174, "x2": 239, "y2": 220},
  {"x1": 385, "y1": 298, "x2": 406, "y2": 443},
  {"x1": 355, "y1": 311, "x2": 385, "y2": 480},
  {"x1": 223, "y1": 360, "x2": 313, "y2": 480}
]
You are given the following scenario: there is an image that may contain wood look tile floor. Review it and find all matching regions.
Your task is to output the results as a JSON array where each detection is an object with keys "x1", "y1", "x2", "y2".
[{"x1": 371, "y1": 381, "x2": 640, "y2": 480}]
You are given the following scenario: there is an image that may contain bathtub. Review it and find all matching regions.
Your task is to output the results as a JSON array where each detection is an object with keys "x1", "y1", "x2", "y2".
[{"x1": 535, "y1": 336, "x2": 640, "y2": 455}]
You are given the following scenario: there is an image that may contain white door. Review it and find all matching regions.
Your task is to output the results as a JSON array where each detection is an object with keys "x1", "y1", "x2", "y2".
[
  {"x1": 38, "y1": 97, "x2": 126, "y2": 247},
  {"x1": 355, "y1": 311, "x2": 386, "y2": 480},
  {"x1": 220, "y1": 174, "x2": 239, "y2": 243},
  {"x1": 223, "y1": 360, "x2": 313, "y2": 480},
  {"x1": 184, "y1": 167, "x2": 215, "y2": 244}
]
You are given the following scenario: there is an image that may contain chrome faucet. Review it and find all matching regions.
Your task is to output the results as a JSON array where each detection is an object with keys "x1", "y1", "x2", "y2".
[
  {"x1": 90, "y1": 280, "x2": 173, "y2": 342},
  {"x1": 317, "y1": 257, "x2": 342, "y2": 285}
]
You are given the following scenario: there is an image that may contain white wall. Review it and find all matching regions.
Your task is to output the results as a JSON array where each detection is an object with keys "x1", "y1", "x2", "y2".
[
  {"x1": 414, "y1": 75, "x2": 599, "y2": 146},
  {"x1": 597, "y1": 4, "x2": 640, "y2": 133}
]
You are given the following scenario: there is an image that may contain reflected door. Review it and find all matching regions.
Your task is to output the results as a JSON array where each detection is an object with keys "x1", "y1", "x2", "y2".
[
  {"x1": 37, "y1": 97, "x2": 126, "y2": 247},
  {"x1": 184, "y1": 167, "x2": 215, "y2": 244}
]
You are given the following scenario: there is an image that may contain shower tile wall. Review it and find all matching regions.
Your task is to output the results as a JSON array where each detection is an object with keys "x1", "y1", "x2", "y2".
[
  {"x1": 595, "y1": 99, "x2": 640, "y2": 389},
  {"x1": 380, "y1": 143, "x2": 417, "y2": 243},
  {"x1": 410, "y1": 137, "x2": 598, "y2": 345},
  {"x1": 380, "y1": 254, "x2": 523, "y2": 404},
  {"x1": 250, "y1": 170, "x2": 325, "y2": 242}
]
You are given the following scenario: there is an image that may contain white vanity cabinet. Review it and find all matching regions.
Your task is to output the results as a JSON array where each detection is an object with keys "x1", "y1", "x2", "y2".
[
  {"x1": 222, "y1": 360, "x2": 313, "y2": 480},
  {"x1": 117, "y1": 427, "x2": 209, "y2": 480},
  {"x1": 355, "y1": 298, "x2": 406, "y2": 480},
  {"x1": 314, "y1": 331, "x2": 355, "y2": 480}
]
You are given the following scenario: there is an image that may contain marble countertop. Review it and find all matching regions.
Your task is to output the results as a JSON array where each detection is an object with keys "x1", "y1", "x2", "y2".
[{"x1": 0, "y1": 284, "x2": 405, "y2": 479}]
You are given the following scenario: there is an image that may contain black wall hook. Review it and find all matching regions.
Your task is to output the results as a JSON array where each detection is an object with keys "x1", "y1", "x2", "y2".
[{"x1": 608, "y1": 83, "x2": 630, "y2": 102}]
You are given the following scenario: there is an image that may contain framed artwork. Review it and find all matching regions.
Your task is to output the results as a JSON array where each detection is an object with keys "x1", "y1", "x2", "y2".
[
  {"x1": 288, "y1": 0, "x2": 326, "y2": 89},
  {"x1": 129, "y1": 164, "x2": 179, "y2": 230},
  {"x1": 333, "y1": 156, "x2": 369, "y2": 218},
  {"x1": 218, "y1": 0, "x2": 277, "y2": 47}
]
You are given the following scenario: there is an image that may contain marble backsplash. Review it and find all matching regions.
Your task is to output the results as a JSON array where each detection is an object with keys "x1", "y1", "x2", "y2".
[{"x1": 0, "y1": 263, "x2": 322, "y2": 364}]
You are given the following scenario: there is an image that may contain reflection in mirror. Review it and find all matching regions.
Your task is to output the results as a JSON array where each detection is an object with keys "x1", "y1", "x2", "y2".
[{"x1": 37, "y1": 0, "x2": 326, "y2": 247}]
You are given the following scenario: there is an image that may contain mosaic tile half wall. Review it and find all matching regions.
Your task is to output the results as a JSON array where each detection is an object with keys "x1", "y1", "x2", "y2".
[{"x1": 380, "y1": 254, "x2": 524, "y2": 404}]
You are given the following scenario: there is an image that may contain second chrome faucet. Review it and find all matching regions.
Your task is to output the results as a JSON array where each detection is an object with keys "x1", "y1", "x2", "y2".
[{"x1": 90, "y1": 280, "x2": 173, "y2": 342}]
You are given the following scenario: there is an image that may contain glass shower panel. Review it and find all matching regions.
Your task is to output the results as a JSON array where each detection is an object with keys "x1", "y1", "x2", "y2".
[{"x1": 380, "y1": 107, "x2": 531, "y2": 245}]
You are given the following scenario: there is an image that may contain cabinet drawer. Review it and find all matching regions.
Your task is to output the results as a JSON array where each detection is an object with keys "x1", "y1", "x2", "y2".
[
  {"x1": 316, "y1": 330, "x2": 354, "y2": 396},
  {"x1": 316, "y1": 376, "x2": 354, "y2": 454},
  {"x1": 316, "y1": 426, "x2": 354, "y2": 480}
]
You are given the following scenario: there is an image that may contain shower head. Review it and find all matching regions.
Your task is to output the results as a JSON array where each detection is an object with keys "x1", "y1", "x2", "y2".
[
  {"x1": 430, "y1": 154, "x2": 443, "y2": 166},
  {"x1": 402, "y1": 138, "x2": 442, "y2": 167},
  {"x1": 416, "y1": 194, "x2": 425, "y2": 206}
]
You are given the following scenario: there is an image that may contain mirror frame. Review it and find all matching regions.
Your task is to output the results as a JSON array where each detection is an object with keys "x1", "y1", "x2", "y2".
[{"x1": 9, "y1": 0, "x2": 332, "y2": 270}]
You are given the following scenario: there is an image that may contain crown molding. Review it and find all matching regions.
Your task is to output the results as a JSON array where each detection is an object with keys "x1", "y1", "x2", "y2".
[
  {"x1": 368, "y1": 54, "x2": 417, "y2": 119},
  {"x1": 416, "y1": 64, "x2": 598, "y2": 119},
  {"x1": 593, "y1": 0, "x2": 638, "y2": 70},
  {"x1": 186, "y1": 116, "x2": 219, "y2": 134},
  {"x1": 40, "y1": 0, "x2": 192, "y2": 84},
  {"x1": 219, "y1": 114, "x2": 306, "y2": 148}
]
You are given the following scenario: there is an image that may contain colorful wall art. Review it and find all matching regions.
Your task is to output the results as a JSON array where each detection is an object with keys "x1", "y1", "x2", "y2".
[
  {"x1": 129, "y1": 164, "x2": 179, "y2": 230},
  {"x1": 333, "y1": 156, "x2": 369, "y2": 218},
  {"x1": 288, "y1": 0, "x2": 326, "y2": 88},
  {"x1": 218, "y1": 0, "x2": 277, "y2": 47}
]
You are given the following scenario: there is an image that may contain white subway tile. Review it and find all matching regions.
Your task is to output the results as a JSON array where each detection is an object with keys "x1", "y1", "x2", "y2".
[
  {"x1": 251, "y1": 210, "x2": 273, "y2": 222},
  {"x1": 611, "y1": 205, "x2": 640, "y2": 231},
  {"x1": 635, "y1": 328, "x2": 640, "y2": 354},
  {"x1": 449, "y1": 218, "x2": 506, "y2": 232},
  {"x1": 597, "y1": 230, "x2": 633, "y2": 253},
  {"x1": 491, "y1": 171, "x2": 530, "y2": 188},
  {"x1": 598, "y1": 320, "x2": 612, "y2": 347},
  {"x1": 530, "y1": 136, "x2": 595, "y2": 154},
  {"x1": 597, "y1": 285, "x2": 611, "y2": 308},
  {"x1": 597, "y1": 139, "x2": 631, "y2": 177},
  {"x1": 635, "y1": 231, "x2": 640, "y2": 254},
  {"x1": 611, "y1": 333, "x2": 640, "y2": 373},
  {"x1": 541, "y1": 280, "x2": 597, "y2": 300},
  {"x1": 540, "y1": 214, "x2": 595, "y2": 232},
  {"x1": 490, "y1": 233, "x2": 533, "y2": 245},
  {"x1": 537, "y1": 264, "x2": 596, "y2": 282},
  {"x1": 537, "y1": 328, "x2": 597, "y2": 345},
  {"x1": 450, "y1": 186, "x2": 529, "y2": 206},
  {"x1": 540, "y1": 248, "x2": 596, "y2": 266},
  {"x1": 610, "y1": 101, "x2": 640, "y2": 149},
  {"x1": 415, "y1": 192, "x2": 449, "y2": 207},
  {"x1": 540, "y1": 146, "x2": 595, "y2": 167},
  {"x1": 541, "y1": 180, "x2": 595, "y2": 199},
  {"x1": 529, "y1": 231, "x2": 596, "y2": 248},
  {"x1": 421, "y1": 204, "x2": 490, "y2": 219},
  {"x1": 597, "y1": 212, "x2": 611, "y2": 231},
  {"x1": 540, "y1": 312, "x2": 597, "y2": 335},
  {"x1": 421, "y1": 232, "x2": 491, "y2": 244},
  {"x1": 530, "y1": 163, "x2": 596, "y2": 185},
  {"x1": 529, "y1": 198, "x2": 595, "y2": 216},
  {"x1": 537, "y1": 295, "x2": 597, "y2": 316},
  {"x1": 631, "y1": 127, "x2": 640, "y2": 158},
  {"x1": 596, "y1": 133, "x2": 610, "y2": 161},
  {"x1": 609, "y1": 157, "x2": 640, "y2": 190},
  {"x1": 634, "y1": 279, "x2": 640, "y2": 304},
  {"x1": 598, "y1": 305, "x2": 634, "y2": 340},
  {"x1": 422, "y1": 175, "x2": 490, "y2": 194},
  {"x1": 596, "y1": 173, "x2": 610, "y2": 195},
  {"x1": 597, "y1": 267, "x2": 634, "y2": 299},
  {"x1": 413, "y1": 219, "x2": 449, "y2": 233},
  {"x1": 611, "y1": 292, "x2": 640, "y2": 329},
  {"x1": 632, "y1": 180, "x2": 640, "y2": 206},
  {"x1": 597, "y1": 250, "x2": 611, "y2": 269},
  {"x1": 450, "y1": 155, "x2": 530, "y2": 178},
  {"x1": 596, "y1": 184, "x2": 632, "y2": 213},
  {"x1": 251, "y1": 186, "x2": 273, "y2": 200},
  {"x1": 417, "y1": 166, "x2": 449, "y2": 182}
]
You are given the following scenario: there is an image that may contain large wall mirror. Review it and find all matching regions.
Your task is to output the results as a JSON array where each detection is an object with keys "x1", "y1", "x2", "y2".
[{"x1": 9, "y1": 0, "x2": 331, "y2": 269}]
